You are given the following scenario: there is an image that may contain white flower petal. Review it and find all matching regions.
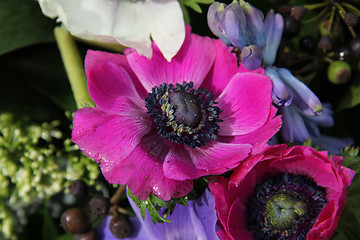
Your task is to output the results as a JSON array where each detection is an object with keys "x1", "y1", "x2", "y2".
[{"x1": 38, "y1": 0, "x2": 185, "y2": 61}]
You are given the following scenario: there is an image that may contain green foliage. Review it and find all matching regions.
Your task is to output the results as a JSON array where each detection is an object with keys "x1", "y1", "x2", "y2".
[
  {"x1": 0, "y1": 113, "x2": 100, "y2": 240},
  {"x1": 341, "y1": 145, "x2": 360, "y2": 172},
  {"x1": 0, "y1": 0, "x2": 55, "y2": 55},
  {"x1": 42, "y1": 201, "x2": 60, "y2": 240},
  {"x1": 128, "y1": 189, "x2": 189, "y2": 224},
  {"x1": 179, "y1": 0, "x2": 214, "y2": 14}
]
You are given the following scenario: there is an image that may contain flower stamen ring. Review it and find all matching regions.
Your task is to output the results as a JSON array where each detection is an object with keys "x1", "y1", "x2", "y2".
[{"x1": 145, "y1": 81, "x2": 222, "y2": 148}]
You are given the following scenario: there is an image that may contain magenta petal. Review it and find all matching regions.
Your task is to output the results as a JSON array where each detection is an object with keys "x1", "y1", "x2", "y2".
[
  {"x1": 188, "y1": 142, "x2": 251, "y2": 170},
  {"x1": 87, "y1": 61, "x2": 146, "y2": 113},
  {"x1": 85, "y1": 50, "x2": 147, "y2": 99},
  {"x1": 72, "y1": 107, "x2": 152, "y2": 164},
  {"x1": 126, "y1": 26, "x2": 216, "y2": 92},
  {"x1": 100, "y1": 135, "x2": 193, "y2": 201},
  {"x1": 201, "y1": 40, "x2": 239, "y2": 98},
  {"x1": 217, "y1": 72, "x2": 272, "y2": 136},
  {"x1": 221, "y1": 105, "x2": 282, "y2": 154},
  {"x1": 163, "y1": 142, "x2": 251, "y2": 181},
  {"x1": 227, "y1": 198, "x2": 254, "y2": 240}
]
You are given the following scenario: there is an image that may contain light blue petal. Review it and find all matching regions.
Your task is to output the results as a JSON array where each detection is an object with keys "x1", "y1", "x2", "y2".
[
  {"x1": 113, "y1": 189, "x2": 219, "y2": 240},
  {"x1": 224, "y1": 2, "x2": 248, "y2": 48},
  {"x1": 278, "y1": 68, "x2": 323, "y2": 116},
  {"x1": 302, "y1": 103, "x2": 334, "y2": 127},
  {"x1": 207, "y1": 2, "x2": 230, "y2": 44},
  {"x1": 241, "y1": 1, "x2": 266, "y2": 47},
  {"x1": 263, "y1": 10, "x2": 284, "y2": 66},
  {"x1": 265, "y1": 67, "x2": 292, "y2": 106},
  {"x1": 280, "y1": 105, "x2": 311, "y2": 143},
  {"x1": 241, "y1": 45, "x2": 263, "y2": 70}
]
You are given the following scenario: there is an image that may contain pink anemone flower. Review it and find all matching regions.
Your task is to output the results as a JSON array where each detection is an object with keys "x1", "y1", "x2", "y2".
[
  {"x1": 72, "y1": 26, "x2": 281, "y2": 201},
  {"x1": 209, "y1": 144, "x2": 355, "y2": 240}
]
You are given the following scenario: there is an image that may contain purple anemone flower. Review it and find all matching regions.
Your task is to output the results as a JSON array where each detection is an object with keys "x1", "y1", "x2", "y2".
[
  {"x1": 71, "y1": 26, "x2": 281, "y2": 201},
  {"x1": 97, "y1": 190, "x2": 219, "y2": 240}
]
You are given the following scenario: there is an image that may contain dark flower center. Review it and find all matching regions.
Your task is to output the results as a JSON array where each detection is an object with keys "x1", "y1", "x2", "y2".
[
  {"x1": 145, "y1": 81, "x2": 222, "y2": 148},
  {"x1": 247, "y1": 173, "x2": 327, "y2": 240}
]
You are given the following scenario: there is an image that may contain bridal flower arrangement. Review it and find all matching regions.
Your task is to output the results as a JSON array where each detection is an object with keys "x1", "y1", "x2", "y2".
[{"x1": 1, "y1": 0, "x2": 360, "y2": 239}]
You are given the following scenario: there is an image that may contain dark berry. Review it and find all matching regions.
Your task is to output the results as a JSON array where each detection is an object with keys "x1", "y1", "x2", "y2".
[
  {"x1": 283, "y1": 16, "x2": 301, "y2": 39},
  {"x1": 60, "y1": 208, "x2": 89, "y2": 234},
  {"x1": 75, "y1": 229, "x2": 98, "y2": 240},
  {"x1": 89, "y1": 197, "x2": 110, "y2": 216},
  {"x1": 299, "y1": 36, "x2": 317, "y2": 53},
  {"x1": 345, "y1": 12, "x2": 359, "y2": 27},
  {"x1": 350, "y1": 36, "x2": 360, "y2": 57},
  {"x1": 69, "y1": 180, "x2": 88, "y2": 198},
  {"x1": 328, "y1": 60, "x2": 352, "y2": 84},
  {"x1": 110, "y1": 214, "x2": 132, "y2": 239}
]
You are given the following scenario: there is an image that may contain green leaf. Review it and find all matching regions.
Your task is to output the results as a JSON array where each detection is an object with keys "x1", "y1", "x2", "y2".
[
  {"x1": 42, "y1": 201, "x2": 60, "y2": 240},
  {"x1": 0, "y1": 0, "x2": 55, "y2": 55},
  {"x1": 341, "y1": 146, "x2": 360, "y2": 172},
  {"x1": 185, "y1": 1, "x2": 202, "y2": 13},
  {"x1": 180, "y1": 0, "x2": 214, "y2": 14},
  {"x1": 1, "y1": 43, "x2": 77, "y2": 114}
]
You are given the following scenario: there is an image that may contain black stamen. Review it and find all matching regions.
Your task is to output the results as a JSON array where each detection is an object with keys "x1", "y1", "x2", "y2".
[
  {"x1": 246, "y1": 173, "x2": 327, "y2": 240},
  {"x1": 145, "y1": 81, "x2": 222, "y2": 148}
]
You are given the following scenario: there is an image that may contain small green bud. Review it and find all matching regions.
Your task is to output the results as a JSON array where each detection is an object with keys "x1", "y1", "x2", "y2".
[{"x1": 327, "y1": 60, "x2": 352, "y2": 84}]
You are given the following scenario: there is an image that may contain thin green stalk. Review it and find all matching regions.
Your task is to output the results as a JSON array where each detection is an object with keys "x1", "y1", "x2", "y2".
[
  {"x1": 342, "y1": 2, "x2": 360, "y2": 17},
  {"x1": 54, "y1": 26, "x2": 95, "y2": 109},
  {"x1": 303, "y1": 2, "x2": 328, "y2": 11},
  {"x1": 333, "y1": 2, "x2": 357, "y2": 38},
  {"x1": 324, "y1": 7, "x2": 336, "y2": 35}
]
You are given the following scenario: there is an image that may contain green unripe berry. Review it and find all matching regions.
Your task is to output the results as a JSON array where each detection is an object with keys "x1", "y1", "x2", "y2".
[{"x1": 327, "y1": 60, "x2": 351, "y2": 84}]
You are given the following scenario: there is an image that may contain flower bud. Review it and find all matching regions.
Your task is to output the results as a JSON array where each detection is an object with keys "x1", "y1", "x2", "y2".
[
  {"x1": 241, "y1": 45, "x2": 263, "y2": 70},
  {"x1": 224, "y1": 2, "x2": 248, "y2": 48},
  {"x1": 265, "y1": 67, "x2": 292, "y2": 106},
  {"x1": 207, "y1": 2, "x2": 248, "y2": 48},
  {"x1": 327, "y1": 60, "x2": 352, "y2": 84},
  {"x1": 240, "y1": 0, "x2": 266, "y2": 48},
  {"x1": 277, "y1": 68, "x2": 322, "y2": 116},
  {"x1": 263, "y1": 10, "x2": 284, "y2": 66},
  {"x1": 207, "y1": 2, "x2": 229, "y2": 44}
]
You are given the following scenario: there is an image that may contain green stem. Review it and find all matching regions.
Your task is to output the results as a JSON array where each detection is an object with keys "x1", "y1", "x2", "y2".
[
  {"x1": 54, "y1": 26, "x2": 95, "y2": 109},
  {"x1": 333, "y1": 2, "x2": 357, "y2": 38},
  {"x1": 303, "y1": 8, "x2": 329, "y2": 24},
  {"x1": 342, "y1": 2, "x2": 360, "y2": 17},
  {"x1": 324, "y1": 7, "x2": 336, "y2": 35},
  {"x1": 303, "y1": 2, "x2": 328, "y2": 11}
]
